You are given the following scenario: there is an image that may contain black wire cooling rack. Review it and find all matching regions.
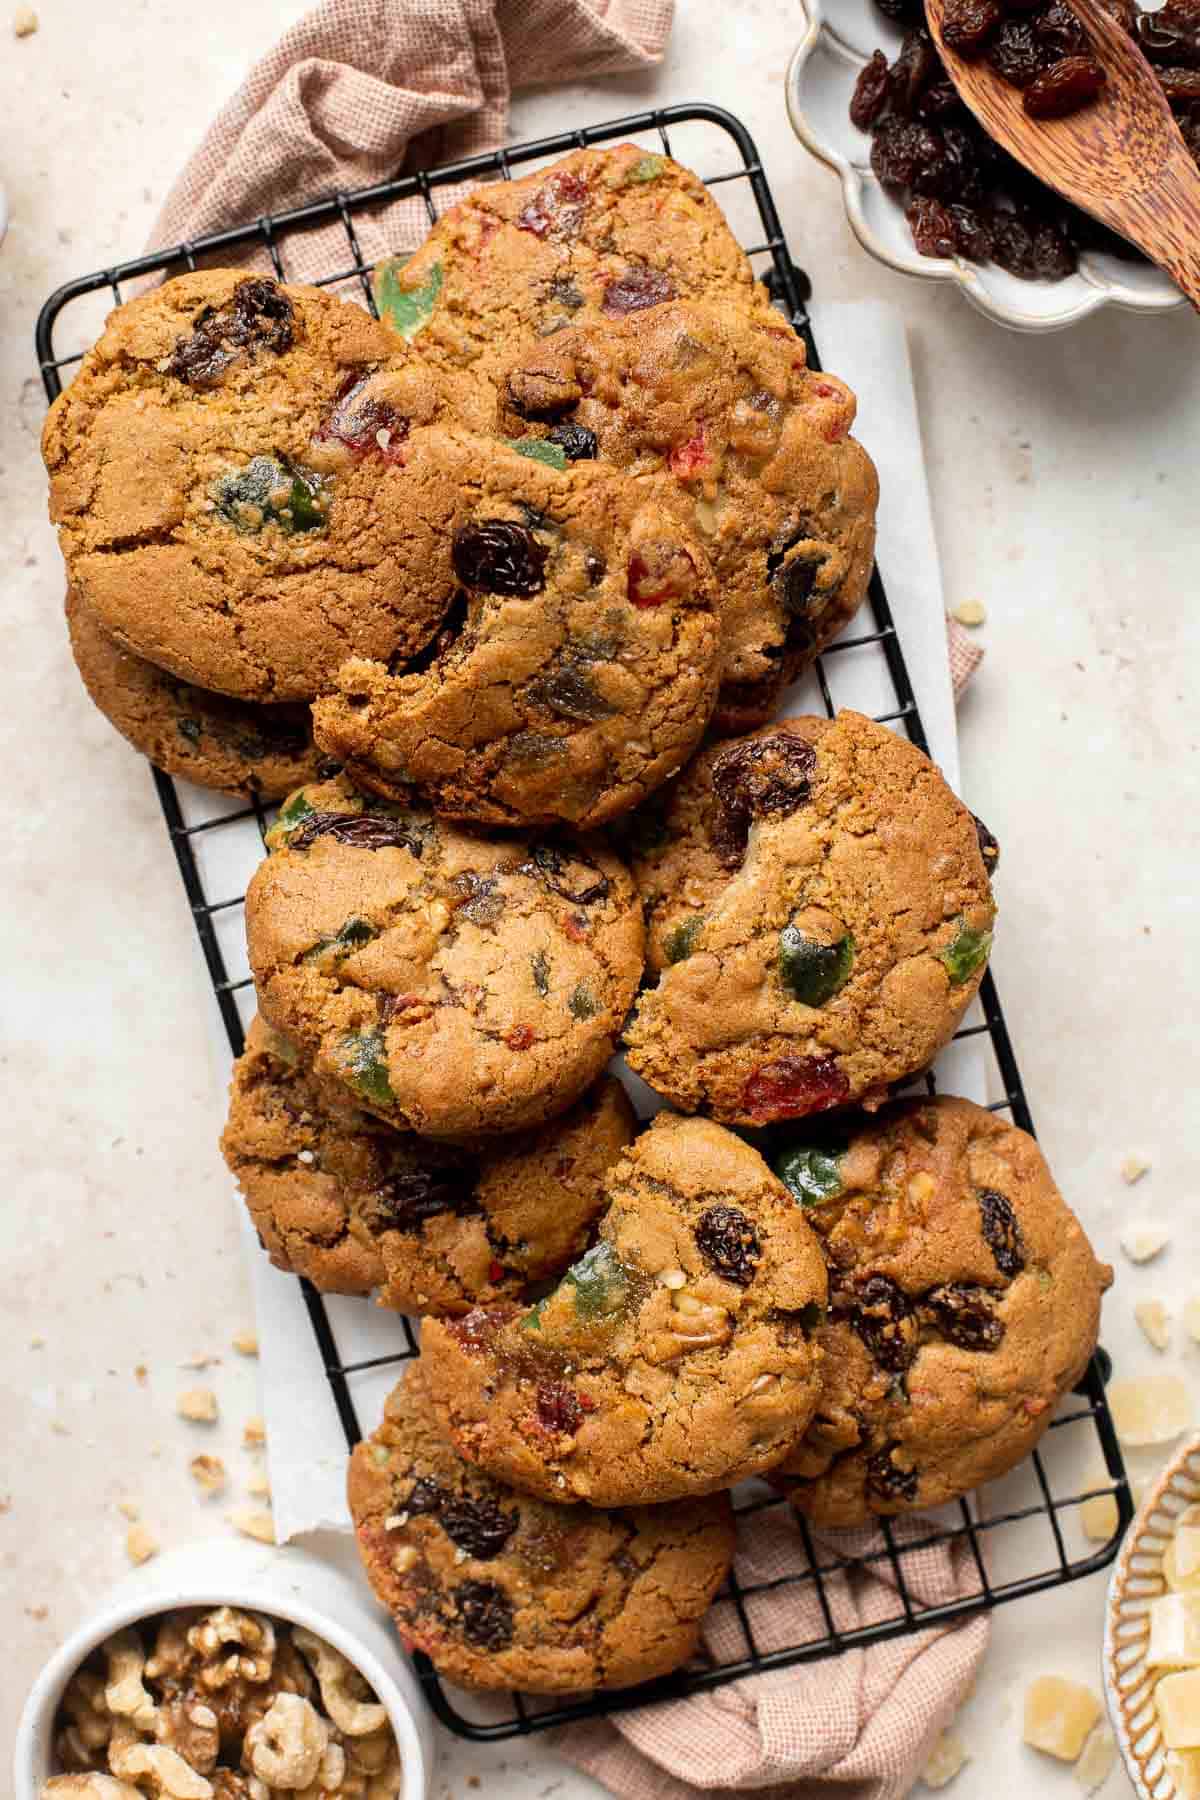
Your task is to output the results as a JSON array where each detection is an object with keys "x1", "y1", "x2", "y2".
[{"x1": 37, "y1": 102, "x2": 1132, "y2": 1741}]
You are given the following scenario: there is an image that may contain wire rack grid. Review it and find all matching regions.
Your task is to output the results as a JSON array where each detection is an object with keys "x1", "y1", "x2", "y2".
[{"x1": 36, "y1": 102, "x2": 1131, "y2": 1742}]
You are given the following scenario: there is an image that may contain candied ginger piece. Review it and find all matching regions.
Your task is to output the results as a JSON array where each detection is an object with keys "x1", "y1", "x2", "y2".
[
  {"x1": 1107, "y1": 1375, "x2": 1192, "y2": 1446},
  {"x1": 1023, "y1": 1675, "x2": 1102, "y2": 1762},
  {"x1": 921, "y1": 1729, "x2": 968, "y2": 1787},
  {"x1": 1135, "y1": 1300, "x2": 1171, "y2": 1351},
  {"x1": 1120, "y1": 1221, "x2": 1169, "y2": 1263},
  {"x1": 1080, "y1": 1492, "x2": 1120, "y2": 1542},
  {"x1": 1167, "y1": 1749, "x2": 1200, "y2": 1799},
  {"x1": 1156, "y1": 1669, "x2": 1200, "y2": 1749},
  {"x1": 1072, "y1": 1723, "x2": 1115, "y2": 1792},
  {"x1": 1148, "y1": 1593, "x2": 1200, "y2": 1668}
]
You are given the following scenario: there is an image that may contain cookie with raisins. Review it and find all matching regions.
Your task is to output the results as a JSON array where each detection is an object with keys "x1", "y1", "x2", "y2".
[
  {"x1": 311, "y1": 428, "x2": 721, "y2": 830},
  {"x1": 419, "y1": 1112, "x2": 828, "y2": 1505},
  {"x1": 623, "y1": 711, "x2": 997, "y2": 1124},
  {"x1": 372, "y1": 143, "x2": 776, "y2": 429},
  {"x1": 350, "y1": 1363, "x2": 735, "y2": 1692},
  {"x1": 496, "y1": 299, "x2": 878, "y2": 731},
  {"x1": 43, "y1": 270, "x2": 457, "y2": 702},
  {"x1": 65, "y1": 587, "x2": 322, "y2": 800},
  {"x1": 221, "y1": 1015, "x2": 636, "y2": 1312},
  {"x1": 244, "y1": 773, "x2": 644, "y2": 1138},
  {"x1": 769, "y1": 1094, "x2": 1112, "y2": 1525}
]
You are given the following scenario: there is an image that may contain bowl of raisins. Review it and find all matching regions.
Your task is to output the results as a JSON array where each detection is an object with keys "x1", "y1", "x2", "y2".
[{"x1": 786, "y1": 0, "x2": 1191, "y2": 327}]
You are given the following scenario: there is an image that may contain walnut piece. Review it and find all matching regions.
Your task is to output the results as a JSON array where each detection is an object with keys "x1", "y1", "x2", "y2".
[
  {"x1": 189, "y1": 1455, "x2": 227, "y2": 1498},
  {"x1": 108, "y1": 1722, "x2": 213, "y2": 1799},
  {"x1": 42, "y1": 1779, "x2": 143, "y2": 1799},
  {"x1": 187, "y1": 1606, "x2": 276, "y2": 1686},
  {"x1": 293, "y1": 1628, "x2": 386, "y2": 1738},
  {"x1": 125, "y1": 1524, "x2": 160, "y2": 1566},
  {"x1": 245, "y1": 1693, "x2": 328, "y2": 1789},
  {"x1": 102, "y1": 1629, "x2": 158, "y2": 1733}
]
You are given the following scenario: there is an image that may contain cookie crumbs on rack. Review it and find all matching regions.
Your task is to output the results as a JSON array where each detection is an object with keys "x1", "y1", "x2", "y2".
[
  {"x1": 189, "y1": 1453, "x2": 227, "y2": 1497},
  {"x1": 229, "y1": 1505, "x2": 275, "y2": 1545},
  {"x1": 125, "y1": 1522, "x2": 159, "y2": 1565},
  {"x1": 176, "y1": 1387, "x2": 218, "y2": 1423}
]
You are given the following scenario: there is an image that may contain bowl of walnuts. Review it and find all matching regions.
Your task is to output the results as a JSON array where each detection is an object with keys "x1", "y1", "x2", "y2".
[
  {"x1": 13, "y1": 1537, "x2": 435, "y2": 1800},
  {"x1": 785, "y1": 0, "x2": 1191, "y2": 327}
]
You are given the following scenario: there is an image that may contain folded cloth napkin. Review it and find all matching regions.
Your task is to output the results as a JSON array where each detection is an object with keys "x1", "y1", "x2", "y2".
[{"x1": 151, "y1": 10, "x2": 988, "y2": 1796}]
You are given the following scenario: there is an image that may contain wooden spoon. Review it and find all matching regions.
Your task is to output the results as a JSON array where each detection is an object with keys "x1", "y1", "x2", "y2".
[{"x1": 923, "y1": 0, "x2": 1200, "y2": 306}]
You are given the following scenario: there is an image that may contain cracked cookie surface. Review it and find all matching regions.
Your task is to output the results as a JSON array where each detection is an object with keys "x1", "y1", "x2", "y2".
[
  {"x1": 349, "y1": 1363, "x2": 735, "y2": 1692},
  {"x1": 221, "y1": 1016, "x2": 637, "y2": 1313},
  {"x1": 497, "y1": 299, "x2": 878, "y2": 731},
  {"x1": 419, "y1": 1113, "x2": 828, "y2": 1505},
  {"x1": 769, "y1": 1094, "x2": 1112, "y2": 1525},
  {"x1": 375, "y1": 144, "x2": 775, "y2": 426},
  {"x1": 311, "y1": 428, "x2": 720, "y2": 829},
  {"x1": 623, "y1": 712, "x2": 997, "y2": 1125},
  {"x1": 43, "y1": 271, "x2": 454, "y2": 701},
  {"x1": 66, "y1": 586, "x2": 322, "y2": 799},
  {"x1": 244, "y1": 774, "x2": 644, "y2": 1138}
]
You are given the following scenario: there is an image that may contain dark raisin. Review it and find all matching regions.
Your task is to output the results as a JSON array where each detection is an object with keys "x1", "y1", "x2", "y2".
[
  {"x1": 524, "y1": 658, "x2": 615, "y2": 722},
  {"x1": 890, "y1": 27, "x2": 942, "y2": 113},
  {"x1": 865, "y1": 1443, "x2": 920, "y2": 1503},
  {"x1": 767, "y1": 540, "x2": 824, "y2": 617},
  {"x1": 1030, "y1": 215, "x2": 1079, "y2": 277},
  {"x1": 516, "y1": 170, "x2": 590, "y2": 240},
  {"x1": 987, "y1": 18, "x2": 1050, "y2": 86},
  {"x1": 917, "y1": 79, "x2": 969, "y2": 119},
  {"x1": 695, "y1": 1205, "x2": 762, "y2": 1287},
  {"x1": 851, "y1": 49, "x2": 892, "y2": 128},
  {"x1": 371, "y1": 1156, "x2": 481, "y2": 1231},
  {"x1": 924, "y1": 1283, "x2": 1006, "y2": 1350},
  {"x1": 988, "y1": 209, "x2": 1040, "y2": 276},
  {"x1": 523, "y1": 839, "x2": 611, "y2": 905},
  {"x1": 447, "y1": 871, "x2": 505, "y2": 926},
  {"x1": 842, "y1": 1273, "x2": 919, "y2": 1373},
  {"x1": 948, "y1": 202, "x2": 994, "y2": 259},
  {"x1": 741, "y1": 1054, "x2": 850, "y2": 1124},
  {"x1": 908, "y1": 195, "x2": 959, "y2": 256},
  {"x1": 1139, "y1": 0, "x2": 1200, "y2": 65},
  {"x1": 536, "y1": 1381, "x2": 583, "y2": 1434},
  {"x1": 978, "y1": 1188, "x2": 1026, "y2": 1277},
  {"x1": 601, "y1": 266, "x2": 677, "y2": 316},
  {"x1": 973, "y1": 813, "x2": 1001, "y2": 873},
  {"x1": 943, "y1": 0, "x2": 1002, "y2": 54},
  {"x1": 1024, "y1": 53, "x2": 1106, "y2": 115},
  {"x1": 876, "y1": 0, "x2": 924, "y2": 22},
  {"x1": 546, "y1": 274, "x2": 585, "y2": 311},
  {"x1": 452, "y1": 520, "x2": 547, "y2": 597},
  {"x1": 1095, "y1": 0, "x2": 1138, "y2": 27},
  {"x1": 438, "y1": 1496, "x2": 519, "y2": 1559},
  {"x1": 870, "y1": 120, "x2": 946, "y2": 188},
  {"x1": 710, "y1": 731, "x2": 818, "y2": 864},
  {"x1": 288, "y1": 811, "x2": 425, "y2": 854},
  {"x1": 167, "y1": 277, "x2": 294, "y2": 387},
  {"x1": 1155, "y1": 62, "x2": 1200, "y2": 97},
  {"x1": 405, "y1": 1477, "x2": 444, "y2": 1515},
  {"x1": 547, "y1": 422, "x2": 599, "y2": 461},
  {"x1": 177, "y1": 717, "x2": 202, "y2": 745},
  {"x1": 454, "y1": 1580, "x2": 514, "y2": 1650},
  {"x1": 1033, "y1": 1, "x2": 1088, "y2": 58},
  {"x1": 313, "y1": 373, "x2": 409, "y2": 463}
]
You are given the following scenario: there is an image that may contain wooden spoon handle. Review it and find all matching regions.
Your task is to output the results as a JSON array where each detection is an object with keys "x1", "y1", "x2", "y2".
[{"x1": 1120, "y1": 155, "x2": 1200, "y2": 310}]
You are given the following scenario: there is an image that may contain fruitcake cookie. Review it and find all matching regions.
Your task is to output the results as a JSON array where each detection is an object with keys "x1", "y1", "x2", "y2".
[
  {"x1": 221, "y1": 1015, "x2": 637, "y2": 1313},
  {"x1": 350, "y1": 1364, "x2": 736, "y2": 1692},
  {"x1": 420, "y1": 1112, "x2": 828, "y2": 1505},
  {"x1": 769, "y1": 1094, "x2": 1112, "y2": 1525},
  {"x1": 373, "y1": 144, "x2": 774, "y2": 426},
  {"x1": 311, "y1": 429, "x2": 720, "y2": 829},
  {"x1": 43, "y1": 270, "x2": 455, "y2": 701},
  {"x1": 623, "y1": 712, "x2": 996, "y2": 1124},
  {"x1": 244, "y1": 773, "x2": 644, "y2": 1138},
  {"x1": 497, "y1": 299, "x2": 879, "y2": 729},
  {"x1": 65, "y1": 586, "x2": 322, "y2": 800}
]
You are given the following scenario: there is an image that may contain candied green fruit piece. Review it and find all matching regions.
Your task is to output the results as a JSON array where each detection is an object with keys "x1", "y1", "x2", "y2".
[
  {"x1": 664, "y1": 914, "x2": 704, "y2": 965},
  {"x1": 939, "y1": 918, "x2": 993, "y2": 984},
  {"x1": 338, "y1": 1027, "x2": 394, "y2": 1107},
  {"x1": 568, "y1": 981, "x2": 597, "y2": 1020},
  {"x1": 374, "y1": 257, "x2": 443, "y2": 340},
  {"x1": 506, "y1": 436, "x2": 569, "y2": 471},
  {"x1": 567, "y1": 1241, "x2": 628, "y2": 1316},
  {"x1": 302, "y1": 916, "x2": 378, "y2": 964},
  {"x1": 530, "y1": 949, "x2": 551, "y2": 997},
  {"x1": 628, "y1": 154, "x2": 666, "y2": 183},
  {"x1": 778, "y1": 926, "x2": 854, "y2": 1006},
  {"x1": 773, "y1": 1144, "x2": 845, "y2": 1207},
  {"x1": 266, "y1": 789, "x2": 314, "y2": 848},
  {"x1": 213, "y1": 455, "x2": 327, "y2": 535}
]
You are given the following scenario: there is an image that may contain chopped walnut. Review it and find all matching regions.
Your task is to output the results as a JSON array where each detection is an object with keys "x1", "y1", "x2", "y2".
[
  {"x1": 187, "y1": 1606, "x2": 276, "y2": 1687},
  {"x1": 176, "y1": 1389, "x2": 219, "y2": 1424},
  {"x1": 125, "y1": 1524, "x2": 159, "y2": 1566},
  {"x1": 246, "y1": 1693, "x2": 328, "y2": 1788},
  {"x1": 102, "y1": 1630, "x2": 158, "y2": 1733},
  {"x1": 1120, "y1": 1154, "x2": 1151, "y2": 1184},
  {"x1": 189, "y1": 1455, "x2": 227, "y2": 1498},
  {"x1": 293, "y1": 1628, "x2": 386, "y2": 1737},
  {"x1": 229, "y1": 1506, "x2": 276, "y2": 1545},
  {"x1": 42, "y1": 1780, "x2": 143, "y2": 1799}
]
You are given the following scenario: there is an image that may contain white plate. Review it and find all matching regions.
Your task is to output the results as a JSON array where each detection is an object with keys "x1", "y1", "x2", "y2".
[
  {"x1": 1104, "y1": 1434, "x2": 1200, "y2": 1798},
  {"x1": 784, "y1": 0, "x2": 1186, "y2": 331}
]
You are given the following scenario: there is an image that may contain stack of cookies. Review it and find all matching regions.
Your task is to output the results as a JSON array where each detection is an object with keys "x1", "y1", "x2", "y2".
[{"x1": 43, "y1": 144, "x2": 1112, "y2": 1696}]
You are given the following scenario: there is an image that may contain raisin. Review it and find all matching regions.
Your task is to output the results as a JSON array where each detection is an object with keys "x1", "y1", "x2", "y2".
[
  {"x1": 372, "y1": 1155, "x2": 480, "y2": 1231},
  {"x1": 1139, "y1": 0, "x2": 1200, "y2": 64},
  {"x1": 288, "y1": 810, "x2": 425, "y2": 854},
  {"x1": 778, "y1": 926, "x2": 855, "y2": 1005},
  {"x1": 438, "y1": 1496, "x2": 519, "y2": 1559},
  {"x1": 1033, "y1": 1, "x2": 1088, "y2": 58},
  {"x1": 978, "y1": 1188, "x2": 1026, "y2": 1277},
  {"x1": 865, "y1": 1443, "x2": 920, "y2": 1503},
  {"x1": 741, "y1": 1054, "x2": 850, "y2": 1124},
  {"x1": 876, "y1": 0, "x2": 923, "y2": 22},
  {"x1": 988, "y1": 209, "x2": 1040, "y2": 276},
  {"x1": 601, "y1": 266, "x2": 677, "y2": 316},
  {"x1": 924, "y1": 1283, "x2": 1006, "y2": 1350},
  {"x1": 454, "y1": 1580, "x2": 514, "y2": 1650},
  {"x1": 524, "y1": 657, "x2": 615, "y2": 722},
  {"x1": 547, "y1": 423, "x2": 599, "y2": 461},
  {"x1": 1024, "y1": 53, "x2": 1106, "y2": 115},
  {"x1": 405, "y1": 1477, "x2": 444, "y2": 1515},
  {"x1": 452, "y1": 520, "x2": 547, "y2": 597},
  {"x1": 167, "y1": 277, "x2": 294, "y2": 387},
  {"x1": 851, "y1": 49, "x2": 892, "y2": 128},
  {"x1": 890, "y1": 27, "x2": 942, "y2": 113},
  {"x1": 1031, "y1": 216, "x2": 1079, "y2": 277},
  {"x1": 313, "y1": 373, "x2": 409, "y2": 463},
  {"x1": 695, "y1": 1205, "x2": 762, "y2": 1286},
  {"x1": 842, "y1": 1273, "x2": 919, "y2": 1373},
  {"x1": 1155, "y1": 62, "x2": 1200, "y2": 97},
  {"x1": 870, "y1": 120, "x2": 946, "y2": 188},
  {"x1": 917, "y1": 79, "x2": 968, "y2": 119},
  {"x1": 987, "y1": 18, "x2": 1050, "y2": 86},
  {"x1": 516, "y1": 170, "x2": 590, "y2": 239},
  {"x1": 523, "y1": 839, "x2": 611, "y2": 905},
  {"x1": 1095, "y1": 0, "x2": 1138, "y2": 27},
  {"x1": 536, "y1": 1381, "x2": 584, "y2": 1434},
  {"x1": 942, "y1": 0, "x2": 1003, "y2": 54},
  {"x1": 948, "y1": 202, "x2": 994, "y2": 259},
  {"x1": 973, "y1": 812, "x2": 1001, "y2": 873},
  {"x1": 710, "y1": 731, "x2": 818, "y2": 864},
  {"x1": 907, "y1": 195, "x2": 959, "y2": 257},
  {"x1": 767, "y1": 541, "x2": 824, "y2": 617}
]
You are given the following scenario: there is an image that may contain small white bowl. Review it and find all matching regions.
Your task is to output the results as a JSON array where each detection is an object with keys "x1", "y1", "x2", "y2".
[
  {"x1": 1105, "y1": 1434, "x2": 1200, "y2": 1799},
  {"x1": 784, "y1": 0, "x2": 1186, "y2": 331},
  {"x1": 13, "y1": 1535, "x2": 436, "y2": 1800}
]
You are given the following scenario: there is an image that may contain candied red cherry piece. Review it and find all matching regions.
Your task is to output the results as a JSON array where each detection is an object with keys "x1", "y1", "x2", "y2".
[
  {"x1": 987, "y1": 18, "x2": 1051, "y2": 86},
  {"x1": 1023, "y1": 52, "x2": 1107, "y2": 115},
  {"x1": 627, "y1": 540, "x2": 698, "y2": 607},
  {"x1": 851, "y1": 49, "x2": 892, "y2": 129},
  {"x1": 741, "y1": 1054, "x2": 849, "y2": 1124},
  {"x1": 942, "y1": 0, "x2": 1003, "y2": 56},
  {"x1": 907, "y1": 195, "x2": 959, "y2": 257},
  {"x1": 516, "y1": 170, "x2": 590, "y2": 240},
  {"x1": 601, "y1": 267, "x2": 676, "y2": 316},
  {"x1": 536, "y1": 1380, "x2": 585, "y2": 1434},
  {"x1": 313, "y1": 373, "x2": 410, "y2": 464}
]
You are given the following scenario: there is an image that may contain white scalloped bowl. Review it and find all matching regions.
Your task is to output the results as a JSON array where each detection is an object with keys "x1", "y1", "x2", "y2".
[
  {"x1": 1105, "y1": 1435, "x2": 1200, "y2": 1799},
  {"x1": 785, "y1": 0, "x2": 1186, "y2": 330}
]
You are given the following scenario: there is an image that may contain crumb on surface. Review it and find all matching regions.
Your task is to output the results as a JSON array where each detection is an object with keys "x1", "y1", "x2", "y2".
[
  {"x1": 126, "y1": 1522, "x2": 159, "y2": 1565},
  {"x1": 189, "y1": 1453, "x2": 227, "y2": 1497},
  {"x1": 229, "y1": 1505, "x2": 275, "y2": 1545},
  {"x1": 176, "y1": 1387, "x2": 219, "y2": 1423},
  {"x1": 117, "y1": 1498, "x2": 140, "y2": 1521},
  {"x1": 232, "y1": 1330, "x2": 259, "y2": 1356},
  {"x1": 243, "y1": 1414, "x2": 266, "y2": 1447},
  {"x1": 952, "y1": 599, "x2": 986, "y2": 627},
  {"x1": 246, "y1": 1470, "x2": 271, "y2": 1499},
  {"x1": 13, "y1": 7, "x2": 37, "y2": 36},
  {"x1": 1121, "y1": 1154, "x2": 1151, "y2": 1185}
]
